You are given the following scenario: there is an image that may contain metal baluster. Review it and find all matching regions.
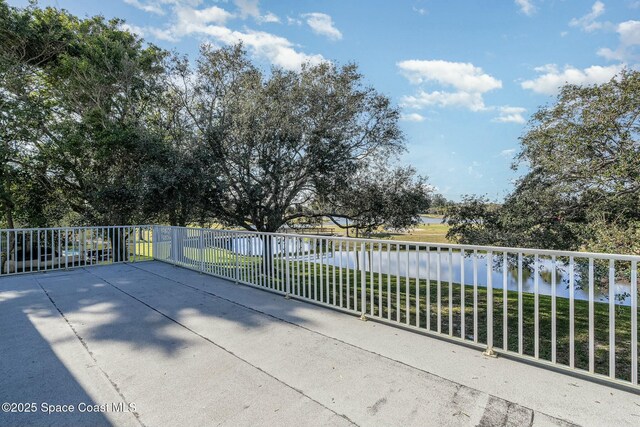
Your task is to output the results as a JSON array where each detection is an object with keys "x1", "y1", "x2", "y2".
[
  {"x1": 396, "y1": 244, "x2": 401, "y2": 323},
  {"x1": 415, "y1": 246, "x2": 420, "y2": 327},
  {"x1": 461, "y1": 249, "x2": 465, "y2": 339},
  {"x1": 609, "y1": 259, "x2": 615, "y2": 378},
  {"x1": 473, "y1": 250, "x2": 478, "y2": 343},
  {"x1": 387, "y1": 243, "x2": 391, "y2": 320},
  {"x1": 426, "y1": 246, "x2": 431, "y2": 331},
  {"x1": 485, "y1": 251, "x2": 495, "y2": 355},
  {"x1": 406, "y1": 245, "x2": 410, "y2": 325},
  {"x1": 503, "y1": 252, "x2": 508, "y2": 350},
  {"x1": 338, "y1": 240, "x2": 343, "y2": 306},
  {"x1": 534, "y1": 254, "x2": 540, "y2": 359},
  {"x1": 360, "y1": 242, "x2": 366, "y2": 319},
  {"x1": 437, "y1": 247, "x2": 441, "y2": 333},
  {"x1": 448, "y1": 248, "x2": 453, "y2": 335},
  {"x1": 570, "y1": 256, "x2": 575, "y2": 368},
  {"x1": 518, "y1": 252, "x2": 523, "y2": 354},
  {"x1": 379, "y1": 243, "x2": 383, "y2": 318},
  {"x1": 631, "y1": 260, "x2": 638, "y2": 385}
]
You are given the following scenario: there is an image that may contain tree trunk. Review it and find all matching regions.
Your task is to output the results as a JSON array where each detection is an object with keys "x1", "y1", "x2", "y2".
[
  {"x1": 2, "y1": 207, "x2": 15, "y2": 274},
  {"x1": 108, "y1": 228, "x2": 129, "y2": 263},
  {"x1": 261, "y1": 234, "x2": 273, "y2": 282}
]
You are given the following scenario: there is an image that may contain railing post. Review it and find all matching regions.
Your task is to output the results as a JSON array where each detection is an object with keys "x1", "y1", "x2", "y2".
[
  {"x1": 360, "y1": 242, "x2": 367, "y2": 321},
  {"x1": 151, "y1": 225, "x2": 157, "y2": 260},
  {"x1": 199, "y1": 229, "x2": 205, "y2": 273},
  {"x1": 285, "y1": 236, "x2": 291, "y2": 299},
  {"x1": 483, "y1": 250, "x2": 496, "y2": 357},
  {"x1": 171, "y1": 227, "x2": 178, "y2": 266},
  {"x1": 234, "y1": 233, "x2": 239, "y2": 284}
]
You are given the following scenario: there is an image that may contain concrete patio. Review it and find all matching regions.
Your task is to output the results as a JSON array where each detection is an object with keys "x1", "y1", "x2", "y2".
[{"x1": 1, "y1": 261, "x2": 639, "y2": 426}]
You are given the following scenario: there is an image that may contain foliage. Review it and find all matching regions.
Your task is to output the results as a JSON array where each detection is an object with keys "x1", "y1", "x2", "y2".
[
  {"x1": 446, "y1": 69, "x2": 640, "y2": 255},
  {"x1": 319, "y1": 164, "x2": 431, "y2": 236},
  {"x1": 427, "y1": 193, "x2": 448, "y2": 215},
  {"x1": 1, "y1": 2, "x2": 428, "y2": 238},
  {"x1": 173, "y1": 44, "x2": 424, "y2": 232}
]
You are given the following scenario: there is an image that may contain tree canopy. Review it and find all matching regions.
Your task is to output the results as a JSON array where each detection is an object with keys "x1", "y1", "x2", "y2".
[
  {"x1": 446, "y1": 69, "x2": 640, "y2": 255},
  {"x1": 0, "y1": 1, "x2": 430, "y2": 235}
]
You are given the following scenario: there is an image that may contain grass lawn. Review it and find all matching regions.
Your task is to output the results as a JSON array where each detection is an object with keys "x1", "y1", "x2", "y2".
[
  {"x1": 201, "y1": 253, "x2": 638, "y2": 383},
  {"x1": 375, "y1": 222, "x2": 452, "y2": 244},
  {"x1": 315, "y1": 215, "x2": 453, "y2": 244},
  {"x1": 154, "y1": 232, "x2": 638, "y2": 383}
]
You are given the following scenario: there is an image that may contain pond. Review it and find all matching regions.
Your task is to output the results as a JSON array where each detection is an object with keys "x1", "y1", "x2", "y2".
[
  {"x1": 321, "y1": 215, "x2": 445, "y2": 227},
  {"x1": 312, "y1": 249, "x2": 633, "y2": 306},
  {"x1": 217, "y1": 236, "x2": 634, "y2": 305}
]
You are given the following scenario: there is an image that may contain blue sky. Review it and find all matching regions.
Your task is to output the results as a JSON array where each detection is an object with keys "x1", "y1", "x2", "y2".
[{"x1": 8, "y1": 0, "x2": 640, "y2": 200}]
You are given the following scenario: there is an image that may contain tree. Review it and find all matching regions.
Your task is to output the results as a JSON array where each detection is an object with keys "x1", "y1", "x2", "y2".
[
  {"x1": 444, "y1": 195, "x2": 501, "y2": 246},
  {"x1": 0, "y1": 0, "x2": 74, "y2": 229},
  {"x1": 446, "y1": 69, "x2": 640, "y2": 255},
  {"x1": 178, "y1": 44, "x2": 410, "y2": 233},
  {"x1": 0, "y1": 3, "x2": 172, "y2": 260},
  {"x1": 319, "y1": 164, "x2": 431, "y2": 236},
  {"x1": 428, "y1": 193, "x2": 448, "y2": 215},
  {"x1": 519, "y1": 69, "x2": 640, "y2": 204},
  {"x1": 143, "y1": 56, "x2": 220, "y2": 227}
]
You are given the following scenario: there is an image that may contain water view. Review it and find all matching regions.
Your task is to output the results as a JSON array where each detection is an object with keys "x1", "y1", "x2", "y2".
[{"x1": 226, "y1": 236, "x2": 633, "y2": 305}]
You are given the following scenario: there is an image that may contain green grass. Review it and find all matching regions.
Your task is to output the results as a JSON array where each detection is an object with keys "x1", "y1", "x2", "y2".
[
  {"x1": 373, "y1": 222, "x2": 452, "y2": 244},
  {"x1": 222, "y1": 256, "x2": 638, "y2": 382},
  {"x1": 163, "y1": 240, "x2": 638, "y2": 383}
]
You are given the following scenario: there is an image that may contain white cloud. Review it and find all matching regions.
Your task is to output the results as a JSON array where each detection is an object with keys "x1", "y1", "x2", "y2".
[
  {"x1": 302, "y1": 13, "x2": 342, "y2": 41},
  {"x1": 234, "y1": 0, "x2": 280, "y2": 24},
  {"x1": 130, "y1": 3, "x2": 320, "y2": 70},
  {"x1": 119, "y1": 23, "x2": 146, "y2": 37},
  {"x1": 119, "y1": 22, "x2": 179, "y2": 42},
  {"x1": 599, "y1": 20, "x2": 640, "y2": 61},
  {"x1": 493, "y1": 106, "x2": 527, "y2": 124},
  {"x1": 174, "y1": 5, "x2": 232, "y2": 34},
  {"x1": 467, "y1": 161, "x2": 483, "y2": 179},
  {"x1": 260, "y1": 12, "x2": 280, "y2": 23},
  {"x1": 412, "y1": 7, "x2": 427, "y2": 16},
  {"x1": 147, "y1": 26, "x2": 180, "y2": 42},
  {"x1": 521, "y1": 63, "x2": 623, "y2": 95},
  {"x1": 400, "y1": 112, "x2": 426, "y2": 122},
  {"x1": 397, "y1": 60, "x2": 502, "y2": 93},
  {"x1": 196, "y1": 25, "x2": 325, "y2": 69},
  {"x1": 401, "y1": 90, "x2": 488, "y2": 112},
  {"x1": 569, "y1": 1, "x2": 606, "y2": 32},
  {"x1": 234, "y1": 0, "x2": 259, "y2": 18},
  {"x1": 287, "y1": 16, "x2": 302, "y2": 26},
  {"x1": 123, "y1": 0, "x2": 203, "y2": 16},
  {"x1": 123, "y1": 0, "x2": 165, "y2": 15},
  {"x1": 499, "y1": 148, "x2": 517, "y2": 159},
  {"x1": 515, "y1": 0, "x2": 535, "y2": 16},
  {"x1": 397, "y1": 60, "x2": 501, "y2": 112},
  {"x1": 618, "y1": 20, "x2": 640, "y2": 45}
]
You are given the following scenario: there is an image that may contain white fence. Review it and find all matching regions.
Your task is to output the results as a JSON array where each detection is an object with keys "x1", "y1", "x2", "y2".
[
  {"x1": 1, "y1": 224, "x2": 638, "y2": 388},
  {"x1": 153, "y1": 225, "x2": 640, "y2": 388},
  {"x1": 0, "y1": 225, "x2": 154, "y2": 275}
]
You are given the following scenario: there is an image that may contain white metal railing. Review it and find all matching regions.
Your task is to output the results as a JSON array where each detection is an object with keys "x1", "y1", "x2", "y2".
[
  {"x1": 1, "y1": 224, "x2": 637, "y2": 388},
  {"x1": 0, "y1": 225, "x2": 154, "y2": 276},
  {"x1": 153, "y1": 225, "x2": 640, "y2": 388}
]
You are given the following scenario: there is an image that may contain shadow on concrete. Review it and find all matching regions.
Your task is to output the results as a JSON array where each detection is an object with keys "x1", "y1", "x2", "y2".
[
  {"x1": 19, "y1": 262, "x2": 314, "y2": 358},
  {"x1": 0, "y1": 278, "x2": 112, "y2": 426}
]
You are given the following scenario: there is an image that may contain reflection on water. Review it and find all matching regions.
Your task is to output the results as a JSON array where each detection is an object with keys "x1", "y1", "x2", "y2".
[
  {"x1": 307, "y1": 249, "x2": 633, "y2": 306},
  {"x1": 217, "y1": 236, "x2": 633, "y2": 305}
]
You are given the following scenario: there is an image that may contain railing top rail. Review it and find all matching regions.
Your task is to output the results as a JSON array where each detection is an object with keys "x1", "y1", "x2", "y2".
[
  {"x1": 158, "y1": 225, "x2": 640, "y2": 262},
  {"x1": 0, "y1": 225, "x2": 154, "y2": 232}
]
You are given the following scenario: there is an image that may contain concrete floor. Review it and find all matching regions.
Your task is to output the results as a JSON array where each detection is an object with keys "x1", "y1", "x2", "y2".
[{"x1": 1, "y1": 262, "x2": 639, "y2": 427}]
